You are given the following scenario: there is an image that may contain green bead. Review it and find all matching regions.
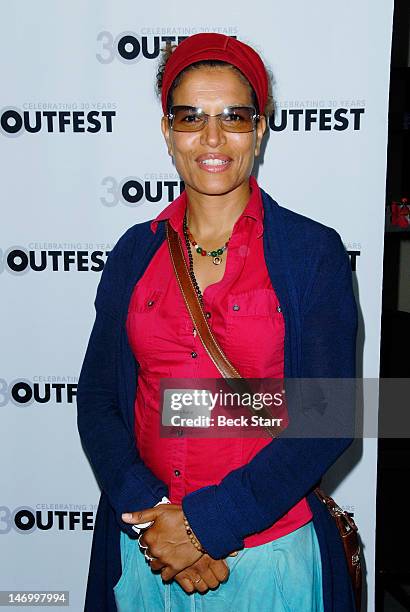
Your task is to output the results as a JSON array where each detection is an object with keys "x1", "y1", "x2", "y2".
[
  {"x1": 196, "y1": 247, "x2": 202, "y2": 254},
  {"x1": 217, "y1": 248, "x2": 223, "y2": 255},
  {"x1": 211, "y1": 250, "x2": 218, "y2": 257}
]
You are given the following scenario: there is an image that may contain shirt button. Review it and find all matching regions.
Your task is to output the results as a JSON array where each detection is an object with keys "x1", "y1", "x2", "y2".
[
  {"x1": 232, "y1": 304, "x2": 240, "y2": 311},
  {"x1": 191, "y1": 351, "x2": 198, "y2": 358},
  {"x1": 147, "y1": 300, "x2": 154, "y2": 307},
  {"x1": 174, "y1": 469, "x2": 181, "y2": 476},
  {"x1": 206, "y1": 312, "x2": 211, "y2": 319},
  {"x1": 276, "y1": 305, "x2": 282, "y2": 313}
]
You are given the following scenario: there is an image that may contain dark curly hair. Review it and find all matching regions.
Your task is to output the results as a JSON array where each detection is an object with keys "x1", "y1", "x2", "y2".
[{"x1": 155, "y1": 43, "x2": 275, "y2": 118}]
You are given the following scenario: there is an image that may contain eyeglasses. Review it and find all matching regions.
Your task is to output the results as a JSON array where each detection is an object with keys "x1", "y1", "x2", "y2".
[{"x1": 167, "y1": 105, "x2": 260, "y2": 133}]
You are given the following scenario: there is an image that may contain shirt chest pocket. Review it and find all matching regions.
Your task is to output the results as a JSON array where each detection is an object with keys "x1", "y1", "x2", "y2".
[
  {"x1": 225, "y1": 289, "x2": 285, "y2": 377},
  {"x1": 126, "y1": 287, "x2": 164, "y2": 362}
]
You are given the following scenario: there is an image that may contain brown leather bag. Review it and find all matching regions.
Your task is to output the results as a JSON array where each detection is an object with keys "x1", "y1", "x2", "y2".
[{"x1": 166, "y1": 220, "x2": 362, "y2": 611}]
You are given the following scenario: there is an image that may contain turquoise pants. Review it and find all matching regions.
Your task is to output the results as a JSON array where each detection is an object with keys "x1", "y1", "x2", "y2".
[{"x1": 114, "y1": 521, "x2": 324, "y2": 612}]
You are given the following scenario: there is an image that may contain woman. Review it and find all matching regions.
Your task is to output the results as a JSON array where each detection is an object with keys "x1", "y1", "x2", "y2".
[{"x1": 77, "y1": 33, "x2": 358, "y2": 611}]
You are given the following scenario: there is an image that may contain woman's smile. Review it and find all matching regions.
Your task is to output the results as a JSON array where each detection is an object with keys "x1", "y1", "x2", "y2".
[{"x1": 196, "y1": 153, "x2": 233, "y2": 173}]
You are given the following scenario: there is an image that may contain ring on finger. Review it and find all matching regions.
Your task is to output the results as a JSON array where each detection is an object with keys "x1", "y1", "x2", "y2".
[
  {"x1": 194, "y1": 577, "x2": 203, "y2": 584},
  {"x1": 138, "y1": 533, "x2": 149, "y2": 550}
]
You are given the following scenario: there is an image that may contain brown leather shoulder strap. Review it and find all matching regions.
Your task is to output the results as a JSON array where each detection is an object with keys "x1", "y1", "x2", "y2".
[
  {"x1": 166, "y1": 220, "x2": 242, "y2": 379},
  {"x1": 166, "y1": 219, "x2": 279, "y2": 435}
]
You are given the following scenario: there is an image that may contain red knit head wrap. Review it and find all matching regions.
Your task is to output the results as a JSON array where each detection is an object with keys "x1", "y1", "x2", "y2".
[{"x1": 161, "y1": 33, "x2": 268, "y2": 115}]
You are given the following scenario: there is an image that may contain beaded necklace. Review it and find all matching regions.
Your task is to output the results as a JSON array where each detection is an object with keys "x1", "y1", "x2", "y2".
[
  {"x1": 182, "y1": 213, "x2": 230, "y2": 307},
  {"x1": 184, "y1": 217, "x2": 230, "y2": 266}
]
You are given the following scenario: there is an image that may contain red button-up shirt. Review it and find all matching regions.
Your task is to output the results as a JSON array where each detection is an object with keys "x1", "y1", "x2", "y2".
[{"x1": 126, "y1": 176, "x2": 312, "y2": 547}]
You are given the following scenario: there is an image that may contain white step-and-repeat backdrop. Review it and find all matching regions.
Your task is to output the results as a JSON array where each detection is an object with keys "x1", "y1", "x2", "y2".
[{"x1": 1, "y1": 2, "x2": 394, "y2": 610}]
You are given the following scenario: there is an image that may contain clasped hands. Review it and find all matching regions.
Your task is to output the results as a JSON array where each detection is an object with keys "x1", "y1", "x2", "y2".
[{"x1": 122, "y1": 504, "x2": 237, "y2": 593}]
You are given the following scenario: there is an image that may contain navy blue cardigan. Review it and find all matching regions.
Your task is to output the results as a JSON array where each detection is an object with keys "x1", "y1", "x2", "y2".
[{"x1": 77, "y1": 188, "x2": 358, "y2": 611}]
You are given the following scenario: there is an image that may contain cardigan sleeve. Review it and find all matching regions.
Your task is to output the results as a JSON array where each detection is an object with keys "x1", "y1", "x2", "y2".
[
  {"x1": 77, "y1": 229, "x2": 169, "y2": 536},
  {"x1": 182, "y1": 227, "x2": 358, "y2": 558}
]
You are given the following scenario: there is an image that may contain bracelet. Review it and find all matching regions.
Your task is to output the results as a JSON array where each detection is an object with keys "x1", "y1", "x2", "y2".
[{"x1": 183, "y1": 514, "x2": 207, "y2": 554}]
